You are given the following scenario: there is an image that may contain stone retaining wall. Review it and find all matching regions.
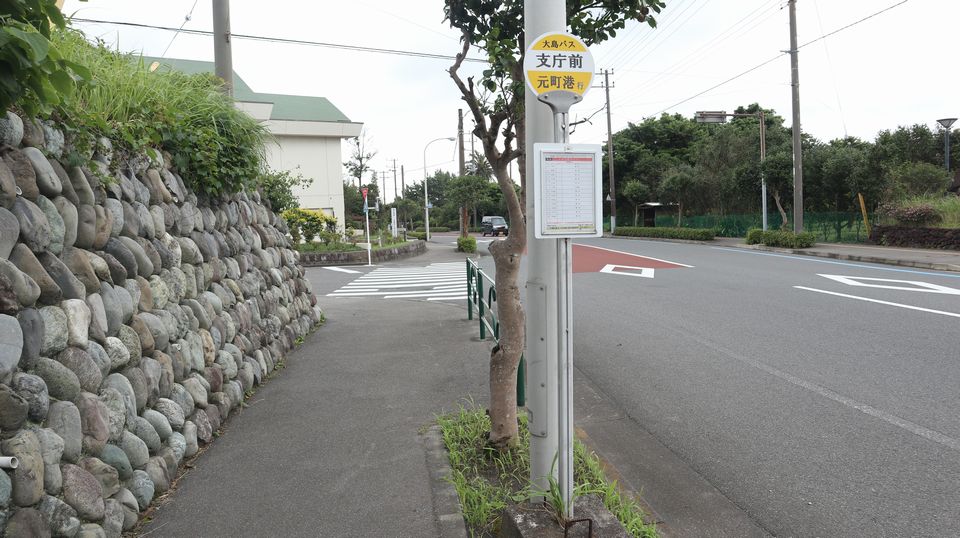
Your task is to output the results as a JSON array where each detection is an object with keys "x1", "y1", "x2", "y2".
[
  {"x1": 298, "y1": 239, "x2": 425, "y2": 266},
  {"x1": 0, "y1": 111, "x2": 320, "y2": 537}
]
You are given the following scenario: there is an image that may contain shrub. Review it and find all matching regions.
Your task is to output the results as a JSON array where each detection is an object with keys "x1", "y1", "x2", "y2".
[
  {"x1": 879, "y1": 203, "x2": 943, "y2": 227},
  {"x1": 869, "y1": 225, "x2": 960, "y2": 250},
  {"x1": 745, "y1": 229, "x2": 816, "y2": 249},
  {"x1": 282, "y1": 208, "x2": 336, "y2": 243},
  {"x1": 414, "y1": 226, "x2": 450, "y2": 233},
  {"x1": 49, "y1": 30, "x2": 267, "y2": 197},
  {"x1": 260, "y1": 168, "x2": 312, "y2": 212},
  {"x1": 613, "y1": 226, "x2": 715, "y2": 241},
  {"x1": 457, "y1": 236, "x2": 477, "y2": 253},
  {"x1": 408, "y1": 231, "x2": 426, "y2": 240}
]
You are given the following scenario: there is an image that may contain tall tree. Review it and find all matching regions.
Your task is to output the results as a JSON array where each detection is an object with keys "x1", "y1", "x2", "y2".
[
  {"x1": 444, "y1": 0, "x2": 664, "y2": 448},
  {"x1": 344, "y1": 130, "x2": 377, "y2": 188}
]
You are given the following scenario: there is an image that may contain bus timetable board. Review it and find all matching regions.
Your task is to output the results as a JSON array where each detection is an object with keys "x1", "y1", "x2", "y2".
[{"x1": 533, "y1": 143, "x2": 603, "y2": 239}]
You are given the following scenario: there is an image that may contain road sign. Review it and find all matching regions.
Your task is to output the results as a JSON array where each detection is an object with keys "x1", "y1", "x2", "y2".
[
  {"x1": 523, "y1": 32, "x2": 595, "y2": 98},
  {"x1": 361, "y1": 187, "x2": 368, "y2": 199},
  {"x1": 532, "y1": 143, "x2": 603, "y2": 238}
]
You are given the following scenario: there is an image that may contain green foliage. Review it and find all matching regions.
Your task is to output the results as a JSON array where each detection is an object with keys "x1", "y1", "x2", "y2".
[
  {"x1": 408, "y1": 231, "x2": 426, "y2": 240},
  {"x1": 48, "y1": 30, "x2": 267, "y2": 196},
  {"x1": 878, "y1": 203, "x2": 942, "y2": 227},
  {"x1": 457, "y1": 236, "x2": 477, "y2": 253},
  {"x1": 0, "y1": 0, "x2": 90, "y2": 116},
  {"x1": 885, "y1": 161, "x2": 951, "y2": 198},
  {"x1": 614, "y1": 226, "x2": 714, "y2": 241},
  {"x1": 260, "y1": 168, "x2": 312, "y2": 212},
  {"x1": 414, "y1": 226, "x2": 450, "y2": 233},
  {"x1": 886, "y1": 195, "x2": 960, "y2": 228},
  {"x1": 282, "y1": 208, "x2": 336, "y2": 244},
  {"x1": 437, "y1": 404, "x2": 657, "y2": 537},
  {"x1": 745, "y1": 229, "x2": 816, "y2": 248}
]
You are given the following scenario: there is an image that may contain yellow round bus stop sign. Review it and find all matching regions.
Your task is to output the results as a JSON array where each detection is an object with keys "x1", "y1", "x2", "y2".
[{"x1": 523, "y1": 32, "x2": 595, "y2": 98}]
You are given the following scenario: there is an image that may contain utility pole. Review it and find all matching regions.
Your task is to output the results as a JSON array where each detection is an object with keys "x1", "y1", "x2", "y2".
[
  {"x1": 525, "y1": 0, "x2": 563, "y2": 504},
  {"x1": 401, "y1": 165, "x2": 406, "y2": 199},
  {"x1": 211, "y1": 0, "x2": 233, "y2": 96},
  {"x1": 602, "y1": 69, "x2": 616, "y2": 234},
  {"x1": 458, "y1": 109, "x2": 468, "y2": 237},
  {"x1": 392, "y1": 159, "x2": 398, "y2": 204},
  {"x1": 788, "y1": 0, "x2": 804, "y2": 233}
]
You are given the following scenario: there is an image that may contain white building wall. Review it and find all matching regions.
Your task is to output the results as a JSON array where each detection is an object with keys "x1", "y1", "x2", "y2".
[{"x1": 265, "y1": 135, "x2": 346, "y2": 230}]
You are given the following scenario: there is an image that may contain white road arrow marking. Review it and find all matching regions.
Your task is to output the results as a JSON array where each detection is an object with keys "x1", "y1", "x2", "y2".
[
  {"x1": 818, "y1": 274, "x2": 960, "y2": 295},
  {"x1": 599, "y1": 264, "x2": 655, "y2": 278}
]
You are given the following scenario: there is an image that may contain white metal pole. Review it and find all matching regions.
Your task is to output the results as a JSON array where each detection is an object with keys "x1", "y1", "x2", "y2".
[
  {"x1": 423, "y1": 147, "x2": 430, "y2": 242},
  {"x1": 760, "y1": 111, "x2": 768, "y2": 231},
  {"x1": 365, "y1": 207, "x2": 372, "y2": 266},
  {"x1": 525, "y1": 0, "x2": 564, "y2": 505}
]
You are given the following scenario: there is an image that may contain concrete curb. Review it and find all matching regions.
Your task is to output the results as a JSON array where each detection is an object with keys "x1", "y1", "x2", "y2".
[
  {"x1": 423, "y1": 425, "x2": 468, "y2": 538},
  {"x1": 298, "y1": 239, "x2": 426, "y2": 266},
  {"x1": 727, "y1": 243, "x2": 960, "y2": 273},
  {"x1": 602, "y1": 233, "x2": 713, "y2": 245}
]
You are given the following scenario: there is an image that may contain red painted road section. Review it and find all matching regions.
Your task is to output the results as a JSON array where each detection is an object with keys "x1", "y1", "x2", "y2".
[{"x1": 572, "y1": 244, "x2": 688, "y2": 273}]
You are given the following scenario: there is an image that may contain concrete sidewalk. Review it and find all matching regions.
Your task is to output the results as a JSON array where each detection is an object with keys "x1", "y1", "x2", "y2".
[
  {"x1": 142, "y1": 246, "x2": 490, "y2": 537},
  {"x1": 714, "y1": 236, "x2": 960, "y2": 272}
]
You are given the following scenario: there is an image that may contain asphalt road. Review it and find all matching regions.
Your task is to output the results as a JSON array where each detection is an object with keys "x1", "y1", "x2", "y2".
[{"x1": 558, "y1": 238, "x2": 960, "y2": 537}]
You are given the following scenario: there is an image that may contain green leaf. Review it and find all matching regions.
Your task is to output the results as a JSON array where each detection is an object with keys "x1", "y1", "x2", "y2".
[
  {"x1": 6, "y1": 26, "x2": 50, "y2": 62},
  {"x1": 49, "y1": 69, "x2": 73, "y2": 95}
]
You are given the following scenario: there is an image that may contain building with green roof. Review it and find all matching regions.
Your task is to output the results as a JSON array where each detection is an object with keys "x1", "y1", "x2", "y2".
[{"x1": 144, "y1": 56, "x2": 362, "y2": 229}]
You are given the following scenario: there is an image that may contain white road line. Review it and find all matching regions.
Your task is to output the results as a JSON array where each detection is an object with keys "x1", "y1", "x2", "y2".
[
  {"x1": 675, "y1": 327, "x2": 960, "y2": 453},
  {"x1": 817, "y1": 274, "x2": 960, "y2": 295},
  {"x1": 428, "y1": 296, "x2": 468, "y2": 301},
  {"x1": 342, "y1": 278, "x2": 467, "y2": 289},
  {"x1": 580, "y1": 243, "x2": 694, "y2": 268},
  {"x1": 322, "y1": 266, "x2": 362, "y2": 274},
  {"x1": 328, "y1": 288, "x2": 467, "y2": 297},
  {"x1": 794, "y1": 286, "x2": 960, "y2": 319}
]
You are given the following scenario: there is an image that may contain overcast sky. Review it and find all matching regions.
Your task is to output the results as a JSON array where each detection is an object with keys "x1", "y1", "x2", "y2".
[{"x1": 63, "y1": 0, "x2": 958, "y2": 202}]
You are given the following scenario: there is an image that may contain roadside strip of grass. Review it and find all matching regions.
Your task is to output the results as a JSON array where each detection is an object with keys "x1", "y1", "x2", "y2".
[{"x1": 436, "y1": 404, "x2": 658, "y2": 537}]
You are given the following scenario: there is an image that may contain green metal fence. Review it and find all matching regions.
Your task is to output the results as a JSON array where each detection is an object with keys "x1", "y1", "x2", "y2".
[
  {"x1": 466, "y1": 258, "x2": 525, "y2": 407},
  {"x1": 651, "y1": 211, "x2": 875, "y2": 243}
]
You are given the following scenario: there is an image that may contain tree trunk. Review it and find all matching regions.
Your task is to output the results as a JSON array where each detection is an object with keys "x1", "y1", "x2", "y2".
[
  {"x1": 486, "y1": 161, "x2": 526, "y2": 448},
  {"x1": 773, "y1": 190, "x2": 789, "y2": 230},
  {"x1": 633, "y1": 205, "x2": 638, "y2": 227}
]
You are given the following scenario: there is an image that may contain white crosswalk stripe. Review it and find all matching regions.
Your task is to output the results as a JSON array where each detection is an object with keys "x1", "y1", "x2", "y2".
[{"x1": 326, "y1": 262, "x2": 467, "y2": 302}]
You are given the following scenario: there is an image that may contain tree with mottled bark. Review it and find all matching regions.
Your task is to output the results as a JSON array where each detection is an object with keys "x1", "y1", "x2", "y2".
[{"x1": 444, "y1": 0, "x2": 664, "y2": 449}]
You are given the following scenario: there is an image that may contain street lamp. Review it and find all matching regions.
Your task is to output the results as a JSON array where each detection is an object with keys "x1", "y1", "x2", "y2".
[
  {"x1": 423, "y1": 137, "x2": 456, "y2": 241},
  {"x1": 937, "y1": 118, "x2": 957, "y2": 172},
  {"x1": 696, "y1": 110, "x2": 768, "y2": 230}
]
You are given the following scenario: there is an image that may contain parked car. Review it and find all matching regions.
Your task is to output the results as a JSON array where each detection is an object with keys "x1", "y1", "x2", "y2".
[{"x1": 481, "y1": 216, "x2": 509, "y2": 236}]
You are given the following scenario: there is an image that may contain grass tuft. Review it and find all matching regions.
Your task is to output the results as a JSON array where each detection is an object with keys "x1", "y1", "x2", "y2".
[{"x1": 436, "y1": 403, "x2": 658, "y2": 537}]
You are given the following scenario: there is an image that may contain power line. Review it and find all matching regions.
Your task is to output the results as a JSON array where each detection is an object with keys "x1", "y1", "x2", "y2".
[
  {"x1": 160, "y1": 0, "x2": 199, "y2": 58},
  {"x1": 71, "y1": 18, "x2": 487, "y2": 63},
  {"x1": 644, "y1": 0, "x2": 910, "y2": 118}
]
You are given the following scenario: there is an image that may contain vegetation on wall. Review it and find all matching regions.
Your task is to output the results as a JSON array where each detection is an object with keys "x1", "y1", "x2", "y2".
[{"x1": 0, "y1": 0, "x2": 90, "y2": 116}]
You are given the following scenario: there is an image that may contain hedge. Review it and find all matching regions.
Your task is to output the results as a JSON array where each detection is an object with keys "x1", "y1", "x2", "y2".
[
  {"x1": 613, "y1": 226, "x2": 715, "y2": 241},
  {"x1": 869, "y1": 225, "x2": 960, "y2": 250},
  {"x1": 745, "y1": 229, "x2": 816, "y2": 249},
  {"x1": 408, "y1": 231, "x2": 427, "y2": 240},
  {"x1": 413, "y1": 226, "x2": 451, "y2": 233},
  {"x1": 457, "y1": 236, "x2": 477, "y2": 253}
]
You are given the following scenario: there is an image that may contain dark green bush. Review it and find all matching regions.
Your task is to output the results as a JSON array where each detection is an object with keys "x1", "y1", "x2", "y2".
[
  {"x1": 613, "y1": 226, "x2": 715, "y2": 241},
  {"x1": 408, "y1": 231, "x2": 426, "y2": 240},
  {"x1": 413, "y1": 226, "x2": 451, "y2": 233},
  {"x1": 457, "y1": 236, "x2": 477, "y2": 253},
  {"x1": 745, "y1": 229, "x2": 816, "y2": 248}
]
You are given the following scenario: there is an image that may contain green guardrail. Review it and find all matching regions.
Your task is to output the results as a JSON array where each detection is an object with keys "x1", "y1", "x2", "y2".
[{"x1": 466, "y1": 258, "x2": 525, "y2": 407}]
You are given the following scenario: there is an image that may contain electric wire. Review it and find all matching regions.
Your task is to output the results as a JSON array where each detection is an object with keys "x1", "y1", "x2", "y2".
[
  {"x1": 602, "y1": 0, "x2": 691, "y2": 68},
  {"x1": 614, "y1": 0, "x2": 781, "y2": 107},
  {"x1": 644, "y1": 0, "x2": 910, "y2": 118},
  {"x1": 71, "y1": 18, "x2": 487, "y2": 63},
  {"x1": 813, "y1": 0, "x2": 848, "y2": 137},
  {"x1": 159, "y1": 0, "x2": 199, "y2": 58},
  {"x1": 615, "y1": 0, "x2": 709, "y2": 75}
]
